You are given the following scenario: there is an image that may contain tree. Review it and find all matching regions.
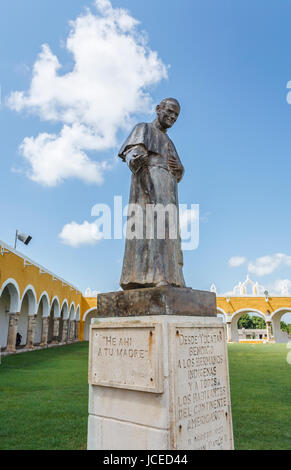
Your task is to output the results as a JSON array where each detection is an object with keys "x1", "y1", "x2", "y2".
[
  {"x1": 238, "y1": 314, "x2": 253, "y2": 329},
  {"x1": 252, "y1": 316, "x2": 266, "y2": 329},
  {"x1": 281, "y1": 321, "x2": 291, "y2": 334},
  {"x1": 238, "y1": 314, "x2": 266, "y2": 329}
]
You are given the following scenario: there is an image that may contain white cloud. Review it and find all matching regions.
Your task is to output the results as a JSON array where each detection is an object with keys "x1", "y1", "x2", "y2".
[
  {"x1": 84, "y1": 287, "x2": 100, "y2": 297},
  {"x1": 61, "y1": 205, "x2": 199, "y2": 248},
  {"x1": 248, "y1": 253, "x2": 291, "y2": 277},
  {"x1": 59, "y1": 220, "x2": 103, "y2": 247},
  {"x1": 19, "y1": 125, "x2": 110, "y2": 186},
  {"x1": 7, "y1": 0, "x2": 167, "y2": 186},
  {"x1": 229, "y1": 256, "x2": 247, "y2": 268},
  {"x1": 266, "y1": 279, "x2": 291, "y2": 296},
  {"x1": 228, "y1": 252, "x2": 291, "y2": 276}
]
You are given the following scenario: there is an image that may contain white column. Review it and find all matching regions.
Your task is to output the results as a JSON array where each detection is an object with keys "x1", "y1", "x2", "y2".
[
  {"x1": 225, "y1": 314, "x2": 233, "y2": 343},
  {"x1": 40, "y1": 317, "x2": 49, "y2": 346},
  {"x1": 75, "y1": 321, "x2": 80, "y2": 341},
  {"x1": 26, "y1": 315, "x2": 37, "y2": 349},
  {"x1": 52, "y1": 318, "x2": 60, "y2": 344},
  {"x1": 6, "y1": 313, "x2": 20, "y2": 353},
  {"x1": 266, "y1": 321, "x2": 272, "y2": 342},
  {"x1": 62, "y1": 320, "x2": 69, "y2": 343}
]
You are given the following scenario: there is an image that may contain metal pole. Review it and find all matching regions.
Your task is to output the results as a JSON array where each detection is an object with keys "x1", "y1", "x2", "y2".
[{"x1": 14, "y1": 230, "x2": 18, "y2": 250}]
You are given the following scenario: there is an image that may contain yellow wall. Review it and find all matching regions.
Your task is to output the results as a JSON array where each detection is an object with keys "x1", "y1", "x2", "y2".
[
  {"x1": 217, "y1": 296, "x2": 291, "y2": 316},
  {"x1": 0, "y1": 241, "x2": 100, "y2": 341},
  {"x1": 79, "y1": 296, "x2": 97, "y2": 340},
  {"x1": 0, "y1": 243, "x2": 81, "y2": 309}
]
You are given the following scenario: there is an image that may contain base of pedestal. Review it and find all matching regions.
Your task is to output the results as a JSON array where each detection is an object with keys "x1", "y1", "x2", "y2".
[
  {"x1": 87, "y1": 314, "x2": 234, "y2": 450},
  {"x1": 96, "y1": 286, "x2": 217, "y2": 318}
]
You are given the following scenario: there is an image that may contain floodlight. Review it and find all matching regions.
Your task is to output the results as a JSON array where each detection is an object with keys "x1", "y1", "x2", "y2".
[
  {"x1": 18, "y1": 233, "x2": 32, "y2": 245},
  {"x1": 14, "y1": 230, "x2": 32, "y2": 249}
]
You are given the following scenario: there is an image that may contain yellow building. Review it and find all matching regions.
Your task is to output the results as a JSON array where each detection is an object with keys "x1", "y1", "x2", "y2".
[
  {"x1": 213, "y1": 276, "x2": 291, "y2": 343},
  {"x1": 0, "y1": 239, "x2": 97, "y2": 353},
  {"x1": 80, "y1": 276, "x2": 291, "y2": 344},
  {"x1": 80, "y1": 296, "x2": 98, "y2": 341}
]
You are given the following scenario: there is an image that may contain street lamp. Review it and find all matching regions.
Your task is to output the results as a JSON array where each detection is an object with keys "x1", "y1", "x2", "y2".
[{"x1": 14, "y1": 230, "x2": 32, "y2": 250}]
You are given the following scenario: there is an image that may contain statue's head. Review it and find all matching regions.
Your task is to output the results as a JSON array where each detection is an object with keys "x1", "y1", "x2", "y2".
[{"x1": 156, "y1": 98, "x2": 181, "y2": 129}]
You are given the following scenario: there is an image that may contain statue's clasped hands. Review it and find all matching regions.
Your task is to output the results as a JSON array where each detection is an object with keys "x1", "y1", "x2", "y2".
[
  {"x1": 168, "y1": 156, "x2": 183, "y2": 182},
  {"x1": 126, "y1": 147, "x2": 148, "y2": 175}
]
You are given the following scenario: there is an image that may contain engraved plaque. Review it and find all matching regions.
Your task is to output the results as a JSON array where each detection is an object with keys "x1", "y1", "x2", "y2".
[
  {"x1": 170, "y1": 325, "x2": 233, "y2": 450},
  {"x1": 89, "y1": 322, "x2": 163, "y2": 393}
]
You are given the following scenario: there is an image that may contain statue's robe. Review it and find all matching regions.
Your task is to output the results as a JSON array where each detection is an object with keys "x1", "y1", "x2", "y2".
[{"x1": 119, "y1": 121, "x2": 186, "y2": 290}]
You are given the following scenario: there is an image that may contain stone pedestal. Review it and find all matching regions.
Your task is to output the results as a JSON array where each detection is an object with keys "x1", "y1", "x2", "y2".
[{"x1": 87, "y1": 287, "x2": 234, "y2": 450}]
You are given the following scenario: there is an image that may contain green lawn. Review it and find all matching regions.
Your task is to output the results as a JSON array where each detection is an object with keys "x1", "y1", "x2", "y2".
[
  {"x1": 0, "y1": 343, "x2": 89, "y2": 450},
  {"x1": 228, "y1": 343, "x2": 291, "y2": 450},
  {"x1": 0, "y1": 342, "x2": 290, "y2": 450}
]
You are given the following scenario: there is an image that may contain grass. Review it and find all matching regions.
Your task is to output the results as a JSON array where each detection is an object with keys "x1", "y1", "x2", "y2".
[
  {"x1": 0, "y1": 342, "x2": 290, "y2": 450},
  {"x1": 228, "y1": 343, "x2": 291, "y2": 450},
  {"x1": 0, "y1": 343, "x2": 89, "y2": 450}
]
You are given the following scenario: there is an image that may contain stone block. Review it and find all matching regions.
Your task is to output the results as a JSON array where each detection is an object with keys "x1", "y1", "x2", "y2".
[
  {"x1": 96, "y1": 286, "x2": 216, "y2": 318},
  {"x1": 88, "y1": 314, "x2": 234, "y2": 450}
]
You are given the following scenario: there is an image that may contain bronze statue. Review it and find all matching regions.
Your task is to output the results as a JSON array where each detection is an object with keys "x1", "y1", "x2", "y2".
[{"x1": 119, "y1": 98, "x2": 185, "y2": 290}]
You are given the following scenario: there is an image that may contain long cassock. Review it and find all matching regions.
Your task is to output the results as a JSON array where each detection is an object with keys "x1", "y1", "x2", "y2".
[{"x1": 119, "y1": 121, "x2": 186, "y2": 290}]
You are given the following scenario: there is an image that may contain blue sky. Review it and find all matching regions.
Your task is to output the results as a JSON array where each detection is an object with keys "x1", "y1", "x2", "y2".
[{"x1": 1, "y1": 0, "x2": 291, "y2": 298}]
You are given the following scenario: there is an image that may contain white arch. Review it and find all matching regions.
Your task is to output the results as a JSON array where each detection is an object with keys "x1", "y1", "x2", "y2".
[
  {"x1": 232, "y1": 308, "x2": 266, "y2": 320},
  {"x1": 216, "y1": 308, "x2": 226, "y2": 323},
  {"x1": 82, "y1": 307, "x2": 98, "y2": 322},
  {"x1": 37, "y1": 291, "x2": 50, "y2": 317},
  {"x1": 35, "y1": 293, "x2": 50, "y2": 344},
  {"x1": 18, "y1": 286, "x2": 37, "y2": 345},
  {"x1": 83, "y1": 308, "x2": 98, "y2": 341},
  {"x1": 270, "y1": 308, "x2": 291, "y2": 321},
  {"x1": 270, "y1": 308, "x2": 291, "y2": 343},
  {"x1": 217, "y1": 307, "x2": 226, "y2": 316},
  {"x1": 0, "y1": 283, "x2": 16, "y2": 348},
  {"x1": 69, "y1": 302, "x2": 76, "y2": 320},
  {"x1": 75, "y1": 305, "x2": 80, "y2": 321},
  {"x1": 50, "y1": 296, "x2": 61, "y2": 318},
  {"x1": 231, "y1": 308, "x2": 266, "y2": 343},
  {"x1": 67, "y1": 303, "x2": 76, "y2": 341},
  {"x1": 61, "y1": 299, "x2": 69, "y2": 319},
  {"x1": 0, "y1": 278, "x2": 21, "y2": 312},
  {"x1": 217, "y1": 307, "x2": 226, "y2": 315},
  {"x1": 21, "y1": 285, "x2": 38, "y2": 316}
]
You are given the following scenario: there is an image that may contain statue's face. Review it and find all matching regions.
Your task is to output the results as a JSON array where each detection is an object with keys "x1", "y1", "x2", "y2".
[{"x1": 157, "y1": 101, "x2": 180, "y2": 129}]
